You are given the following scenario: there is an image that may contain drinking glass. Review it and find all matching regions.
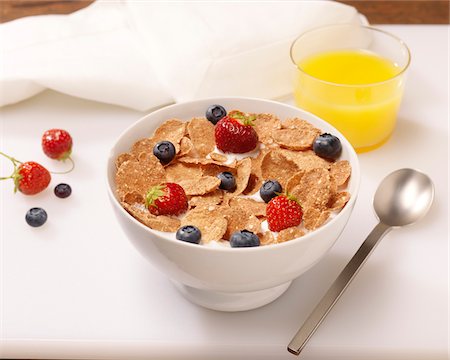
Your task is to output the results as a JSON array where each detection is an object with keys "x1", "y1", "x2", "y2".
[{"x1": 291, "y1": 24, "x2": 410, "y2": 152}]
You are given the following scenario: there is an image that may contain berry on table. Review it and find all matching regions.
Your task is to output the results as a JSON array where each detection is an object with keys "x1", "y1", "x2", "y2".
[
  {"x1": 153, "y1": 141, "x2": 176, "y2": 165},
  {"x1": 230, "y1": 230, "x2": 260, "y2": 248},
  {"x1": 206, "y1": 105, "x2": 227, "y2": 125},
  {"x1": 25, "y1": 207, "x2": 48, "y2": 227},
  {"x1": 260, "y1": 180, "x2": 282, "y2": 203},
  {"x1": 266, "y1": 194, "x2": 303, "y2": 232},
  {"x1": 214, "y1": 110, "x2": 259, "y2": 153},
  {"x1": 217, "y1": 171, "x2": 236, "y2": 192},
  {"x1": 146, "y1": 183, "x2": 188, "y2": 216},
  {"x1": 313, "y1": 133, "x2": 342, "y2": 160},
  {"x1": 0, "y1": 152, "x2": 51, "y2": 195},
  {"x1": 176, "y1": 225, "x2": 202, "y2": 244},
  {"x1": 54, "y1": 183, "x2": 72, "y2": 198},
  {"x1": 15, "y1": 162, "x2": 51, "y2": 195},
  {"x1": 42, "y1": 129, "x2": 73, "y2": 160},
  {"x1": 41, "y1": 129, "x2": 75, "y2": 173}
]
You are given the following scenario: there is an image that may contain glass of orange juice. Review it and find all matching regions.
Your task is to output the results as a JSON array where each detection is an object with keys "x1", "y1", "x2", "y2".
[{"x1": 291, "y1": 24, "x2": 410, "y2": 152}]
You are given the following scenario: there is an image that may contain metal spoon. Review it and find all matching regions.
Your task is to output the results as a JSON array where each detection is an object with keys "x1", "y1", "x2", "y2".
[{"x1": 288, "y1": 168, "x2": 434, "y2": 356}]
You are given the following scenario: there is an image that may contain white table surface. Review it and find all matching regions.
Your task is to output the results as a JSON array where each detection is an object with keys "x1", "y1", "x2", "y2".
[{"x1": 0, "y1": 25, "x2": 448, "y2": 360}]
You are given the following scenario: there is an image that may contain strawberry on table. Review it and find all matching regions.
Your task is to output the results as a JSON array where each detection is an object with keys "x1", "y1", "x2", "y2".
[
  {"x1": 266, "y1": 194, "x2": 303, "y2": 232},
  {"x1": 14, "y1": 161, "x2": 51, "y2": 195},
  {"x1": 0, "y1": 152, "x2": 51, "y2": 195},
  {"x1": 42, "y1": 129, "x2": 73, "y2": 160},
  {"x1": 214, "y1": 110, "x2": 259, "y2": 153},
  {"x1": 146, "y1": 183, "x2": 188, "y2": 216}
]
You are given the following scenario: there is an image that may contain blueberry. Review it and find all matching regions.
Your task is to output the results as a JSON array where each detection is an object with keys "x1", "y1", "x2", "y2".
[
  {"x1": 259, "y1": 180, "x2": 282, "y2": 203},
  {"x1": 206, "y1": 105, "x2": 227, "y2": 125},
  {"x1": 176, "y1": 225, "x2": 202, "y2": 244},
  {"x1": 217, "y1": 172, "x2": 236, "y2": 191},
  {"x1": 313, "y1": 133, "x2": 342, "y2": 160},
  {"x1": 153, "y1": 141, "x2": 176, "y2": 164},
  {"x1": 25, "y1": 207, "x2": 47, "y2": 227},
  {"x1": 230, "y1": 230, "x2": 260, "y2": 248},
  {"x1": 54, "y1": 183, "x2": 72, "y2": 198}
]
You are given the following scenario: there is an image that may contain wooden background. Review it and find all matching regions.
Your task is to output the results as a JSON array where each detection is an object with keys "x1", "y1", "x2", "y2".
[{"x1": 0, "y1": 0, "x2": 449, "y2": 24}]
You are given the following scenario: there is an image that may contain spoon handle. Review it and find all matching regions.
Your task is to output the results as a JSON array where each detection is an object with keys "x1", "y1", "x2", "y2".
[{"x1": 287, "y1": 222, "x2": 391, "y2": 356}]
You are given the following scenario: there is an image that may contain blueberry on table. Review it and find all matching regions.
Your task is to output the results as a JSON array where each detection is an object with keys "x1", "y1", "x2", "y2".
[
  {"x1": 153, "y1": 141, "x2": 176, "y2": 164},
  {"x1": 54, "y1": 183, "x2": 72, "y2": 198},
  {"x1": 176, "y1": 225, "x2": 202, "y2": 244},
  {"x1": 206, "y1": 105, "x2": 227, "y2": 125},
  {"x1": 313, "y1": 133, "x2": 342, "y2": 160},
  {"x1": 230, "y1": 230, "x2": 260, "y2": 248},
  {"x1": 25, "y1": 207, "x2": 47, "y2": 227},
  {"x1": 260, "y1": 180, "x2": 282, "y2": 203},
  {"x1": 217, "y1": 171, "x2": 236, "y2": 192}
]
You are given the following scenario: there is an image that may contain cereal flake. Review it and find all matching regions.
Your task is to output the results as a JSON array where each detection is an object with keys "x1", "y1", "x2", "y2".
[
  {"x1": 154, "y1": 119, "x2": 186, "y2": 147},
  {"x1": 178, "y1": 176, "x2": 221, "y2": 196},
  {"x1": 187, "y1": 117, "x2": 215, "y2": 157},
  {"x1": 328, "y1": 191, "x2": 350, "y2": 211},
  {"x1": 122, "y1": 203, "x2": 180, "y2": 232},
  {"x1": 181, "y1": 206, "x2": 228, "y2": 243},
  {"x1": 261, "y1": 149, "x2": 299, "y2": 189},
  {"x1": 229, "y1": 197, "x2": 266, "y2": 217},
  {"x1": 291, "y1": 168, "x2": 331, "y2": 210},
  {"x1": 232, "y1": 158, "x2": 252, "y2": 195},
  {"x1": 277, "y1": 227, "x2": 305, "y2": 243},
  {"x1": 209, "y1": 152, "x2": 228, "y2": 162},
  {"x1": 260, "y1": 231, "x2": 276, "y2": 245},
  {"x1": 330, "y1": 160, "x2": 351, "y2": 187},
  {"x1": 116, "y1": 153, "x2": 166, "y2": 199},
  {"x1": 252, "y1": 113, "x2": 282, "y2": 145},
  {"x1": 165, "y1": 162, "x2": 203, "y2": 183},
  {"x1": 116, "y1": 152, "x2": 134, "y2": 169},
  {"x1": 189, "y1": 189, "x2": 223, "y2": 207},
  {"x1": 303, "y1": 207, "x2": 331, "y2": 231}
]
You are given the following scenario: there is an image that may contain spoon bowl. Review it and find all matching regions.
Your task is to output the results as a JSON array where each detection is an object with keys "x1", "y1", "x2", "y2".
[{"x1": 374, "y1": 168, "x2": 434, "y2": 227}]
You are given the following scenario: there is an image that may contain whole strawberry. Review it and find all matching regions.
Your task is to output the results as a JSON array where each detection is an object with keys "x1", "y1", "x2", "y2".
[
  {"x1": 42, "y1": 129, "x2": 73, "y2": 160},
  {"x1": 14, "y1": 161, "x2": 51, "y2": 195},
  {"x1": 266, "y1": 194, "x2": 303, "y2": 232},
  {"x1": 1, "y1": 152, "x2": 51, "y2": 195},
  {"x1": 214, "y1": 110, "x2": 258, "y2": 153},
  {"x1": 146, "y1": 183, "x2": 188, "y2": 216}
]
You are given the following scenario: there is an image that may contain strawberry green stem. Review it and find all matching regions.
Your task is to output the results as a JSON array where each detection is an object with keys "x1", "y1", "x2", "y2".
[
  {"x1": 145, "y1": 185, "x2": 165, "y2": 208},
  {"x1": 285, "y1": 191, "x2": 300, "y2": 204},
  {"x1": 0, "y1": 151, "x2": 21, "y2": 181},
  {"x1": 228, "y1": 110, "x2": 256, "y2": 126},
  {"x1": 49, "y1": 156, "x2": 75, "y2": 174},
  {"x1": 0, "y1": 151, "x2": 22, "y2": 165}
]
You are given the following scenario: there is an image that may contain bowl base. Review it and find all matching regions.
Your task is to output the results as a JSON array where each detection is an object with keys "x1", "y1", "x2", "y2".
[{"x1": 171, "y1": 281, "x2": 292, "y2": 312}]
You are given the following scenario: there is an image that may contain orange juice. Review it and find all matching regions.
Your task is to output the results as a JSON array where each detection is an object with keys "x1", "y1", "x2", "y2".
[{"x1": 294, "y1": 49, "x2": 404, "y2": 152}]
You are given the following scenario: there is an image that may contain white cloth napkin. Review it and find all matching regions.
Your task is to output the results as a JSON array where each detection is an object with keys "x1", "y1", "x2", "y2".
[{"x1": 0, "y1": 0, "x2": 365, "y2": 111}]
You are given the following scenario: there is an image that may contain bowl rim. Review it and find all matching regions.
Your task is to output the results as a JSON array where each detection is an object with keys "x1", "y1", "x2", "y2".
[{"x1": 106, "y1": 96, "x2": 360, "y2": 253}]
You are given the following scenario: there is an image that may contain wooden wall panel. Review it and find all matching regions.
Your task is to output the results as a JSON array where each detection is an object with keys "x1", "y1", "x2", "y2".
[{"x1": 0, "y1": 1, "x2": 449, "y2": 24}]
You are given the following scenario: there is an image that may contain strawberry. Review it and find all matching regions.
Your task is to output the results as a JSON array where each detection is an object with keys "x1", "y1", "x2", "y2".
[
  {"x1": 266, "y1": 194, "x2": 303, "y2": 232},
  {"x1": 42, "y1": 129, "x2": 73, "y2": 160},
  {"x1": 145, "y1": 183, "x2": 188, "y2": 216},
  {"x1": 1, "y1": 152, "x2": 51, "y2": 195},
  {"x1": 14, "y1": 162, "x2": 51, "y2": 195},
  {"x1": 214, "y1": 110, "x2": 258, "y2": 153}
]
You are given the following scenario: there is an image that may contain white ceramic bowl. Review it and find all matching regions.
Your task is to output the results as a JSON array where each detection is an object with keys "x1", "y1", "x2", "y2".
[{"x1": 106, "y1": 97, "x2": 360, "y2": 311}]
